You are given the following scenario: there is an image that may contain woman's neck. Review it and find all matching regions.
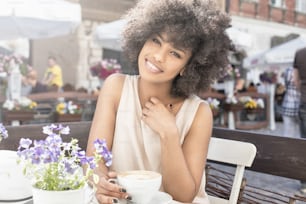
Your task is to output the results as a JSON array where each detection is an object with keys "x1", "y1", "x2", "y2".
[{"x1": 138, "y1": 77, "x2": 183, "y2": 107}]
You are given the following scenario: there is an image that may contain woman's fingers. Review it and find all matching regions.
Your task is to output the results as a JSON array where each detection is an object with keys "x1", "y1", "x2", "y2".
[
  {"x1": 95, "y1": 193, "x2": 119, "y2": 204},
  {"x1": 95, "y1": 176, "x2": 128, "y2": 201}
]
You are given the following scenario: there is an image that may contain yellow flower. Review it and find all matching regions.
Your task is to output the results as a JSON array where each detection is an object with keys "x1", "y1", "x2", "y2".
[
  {"x1": 29, "y1": 102, "x2": 37, "y2": 109},
  {"x1": 56, "y1": 103, "x2": 66, "y2": 114},
  {"x1": 244, "y1": 99, "x2": 257, "y2": 109}
]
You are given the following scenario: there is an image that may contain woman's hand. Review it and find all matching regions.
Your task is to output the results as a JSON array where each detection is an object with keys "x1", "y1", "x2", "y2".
[
  {"x1": 141, "y1": 97, "x2": 178, "y2": 138},
  {"x1": 95, "y1": 171, "x2": 130, "y2": 204}
]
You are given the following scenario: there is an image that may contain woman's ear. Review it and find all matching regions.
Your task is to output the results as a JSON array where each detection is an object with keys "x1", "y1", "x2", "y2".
[{"x1": 179, "y1": 68, "x2": 185, "y2": 76}]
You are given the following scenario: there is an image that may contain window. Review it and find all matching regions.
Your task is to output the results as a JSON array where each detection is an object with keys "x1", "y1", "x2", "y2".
[
  {"x1": 270, "y1": 0, "x2": 285, "y2": 8},
  {"x1": 296, "y1": 0, "x2": 306, "y2": 13}
]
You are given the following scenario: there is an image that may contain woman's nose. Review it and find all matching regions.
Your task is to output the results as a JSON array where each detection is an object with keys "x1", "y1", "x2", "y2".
[{"x1": 153, "y1": 48, "x2": 166, "y2": 62}]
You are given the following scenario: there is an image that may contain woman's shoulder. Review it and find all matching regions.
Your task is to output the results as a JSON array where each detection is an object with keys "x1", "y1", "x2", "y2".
[
  {"x1": 189, "y1": 95, "x2": 212, "y2": 118},
  {"x1": 102, "y1": 73, "x2": 126, "y2": 92}
]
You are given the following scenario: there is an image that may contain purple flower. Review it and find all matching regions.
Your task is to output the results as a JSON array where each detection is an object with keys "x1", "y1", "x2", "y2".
[
  {"x1": 0, "y1": 123, "x2": 8, "y2": 142},
  {"x1": 87, "y1": 157, "x2": 97, "y2": 169},
  {"x1": 77, "y1": 151, "x2": 87, "y2": 165},
  {"x1": 94, "y1": 139, "x2": 113, "y2": 167},
  {"x1": 18, "y1": 138, "x2": 32, "y2": 149},
  {"x1": 17, "y1": 124, "x2": 113, "y2": 191},
  {"x1": 63, "y1": 159, "x2": 78, "y2": 174},
  {"x1": 42, "y1": 124, "x2": 70, "y2": 136}
]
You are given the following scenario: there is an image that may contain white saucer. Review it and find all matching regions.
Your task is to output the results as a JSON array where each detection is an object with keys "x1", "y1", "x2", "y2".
[{"x1": 148, "y1": 191, "x2": 172, "y2": 204}]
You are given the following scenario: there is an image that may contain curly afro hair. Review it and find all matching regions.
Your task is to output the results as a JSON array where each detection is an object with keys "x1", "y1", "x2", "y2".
[{"x1": 122, "y1": 0, "x2": 234, "y2": 97}]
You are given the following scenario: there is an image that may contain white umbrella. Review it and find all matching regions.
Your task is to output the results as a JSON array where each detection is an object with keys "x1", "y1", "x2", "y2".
[
  {"x1": 93, "y1": 19, "x2": 126, "y2": 51},
  {"x1": 243, "y1": 36, "x2": 306, "y2": 69},
  {"x1": 265, "y1": 36, "x2": 306, "y2": 64},
  {"x1": 0, "y1": 0, "x2": 81, "y2": 40}
]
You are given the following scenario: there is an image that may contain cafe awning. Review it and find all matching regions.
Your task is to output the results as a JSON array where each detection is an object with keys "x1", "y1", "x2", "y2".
[{"x1": 0, "y1": 0, "x2": 81, "y2": 40}]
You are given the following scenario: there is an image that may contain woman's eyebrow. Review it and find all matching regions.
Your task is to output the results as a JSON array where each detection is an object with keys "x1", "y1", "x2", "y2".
[{"x1": 155, "y1": 33, "x2": 187, "y2": 54}]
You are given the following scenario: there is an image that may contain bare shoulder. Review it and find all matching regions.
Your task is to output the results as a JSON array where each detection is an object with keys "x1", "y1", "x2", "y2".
[
  {"x1": 103, "y1": 73, "x2": 126, "y2": 90},
  {"x1": 101, "y1": 73, "x2": 126, "y2": 94},
  {"x1": 195, "y1": 100, "x2": 213, "y2": 121},
  {"x1": 188, "y1": 99, "x2": 213, "y2": 139},
  {"x1": 98, "y1": 73, "x2": 127, "y2": 106}
]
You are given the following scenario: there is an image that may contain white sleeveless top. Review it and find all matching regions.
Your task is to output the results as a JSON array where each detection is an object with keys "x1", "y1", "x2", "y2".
[{"x1": 110, "y1": 75, "x2": 210, "y2": 203}]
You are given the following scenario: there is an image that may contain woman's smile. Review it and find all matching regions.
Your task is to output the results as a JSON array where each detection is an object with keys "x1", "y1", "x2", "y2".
[{"x1": 145, "y1": 59, "x2": 163, "y2": 73}]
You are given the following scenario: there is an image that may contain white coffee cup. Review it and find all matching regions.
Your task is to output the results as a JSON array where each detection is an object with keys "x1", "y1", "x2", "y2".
[{"x1": 117, "y1": 170, "x2": 162, "y2": 204}]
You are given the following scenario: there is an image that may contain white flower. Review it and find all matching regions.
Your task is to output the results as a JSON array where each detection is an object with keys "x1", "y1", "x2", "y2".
[
  {"x1": 2, "y1": 100, "x2": 15, "y2": 110},
  {"x1": 256, "y1": 98, "x2": 265, "y2": 108},
  {"x1": 19, "y1": 97, "x2": 32, "y2": 107},
  {"x1": 207, "y1": 97, "x2": 220, "y2": 109},
  {"x1": 226, "y1": 95, "x2": 238, "y2": 104}
]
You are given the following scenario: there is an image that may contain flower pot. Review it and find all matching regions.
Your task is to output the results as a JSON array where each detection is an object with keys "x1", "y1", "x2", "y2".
[
  {"x1": 32, "y1": 185, "x2": 86, "y2": 204},
  {"x1": 54, "y1": 113, "x2": 82, "y2": 122},
  {"x1": 246, "y1": 113, "x2": 257, "y2": 121},
  {"x1": 2, "y1": 110, "x2": 36, "y2": 125}
]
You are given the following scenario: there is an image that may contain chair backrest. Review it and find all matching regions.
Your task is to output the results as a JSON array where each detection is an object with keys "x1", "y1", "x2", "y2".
[{"x1": 207, "y1": 137, "x2": 257, "y2": 204}]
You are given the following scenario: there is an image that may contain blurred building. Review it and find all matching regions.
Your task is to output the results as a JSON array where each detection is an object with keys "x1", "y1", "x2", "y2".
[{"x1": 227, "y1": 0, "x2": 306, "y2": 55}]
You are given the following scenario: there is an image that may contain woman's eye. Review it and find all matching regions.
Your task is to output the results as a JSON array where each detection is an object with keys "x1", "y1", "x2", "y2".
[
  {"x1": 152, "y1": 37, "x2": 160, "y2": 45},
  {"x1": 170, "y1": 51, "x2": 181, "y2": 59}
]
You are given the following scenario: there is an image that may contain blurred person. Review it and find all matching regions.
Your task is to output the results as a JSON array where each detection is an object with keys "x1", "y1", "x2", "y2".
[
  {"x1": 42, "y1": 56, "x2": 63, "y2": 92},
  {"x1": 275, "y1": 82, "x2": 285, "y2": 121},
  {"x1": 85, "y1": 0, "x2": 233, "y2": 203},
  {"x1": 26, "y1": 69, "x2": 48, "y2": 94},
  {"x1": 247, "y1": 82, "x2": 257, "y2": 93},
  {"x1": 234, "y1": 78, "x2": 246, "y2": 93},
  {"x1": 293, "y1": 47, "x2": 306, "y2": 194},
  {"x1": 281, "y1": 67, "x2": 300, "y2": 137}
]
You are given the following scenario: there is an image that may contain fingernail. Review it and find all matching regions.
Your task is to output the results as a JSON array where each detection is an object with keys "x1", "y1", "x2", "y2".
[
  {"x1": 120, "y1": 188, "x2": 127, "y2": 193},
  {"x1": 113, "y1": 198, "x2": 119, "y2": 203},
  {"x1": 109, "y1": 179, "x2": 116, "y2": 184},
  {"x1": 125, "y1": 195, "x2": 132, "y2": 200}
]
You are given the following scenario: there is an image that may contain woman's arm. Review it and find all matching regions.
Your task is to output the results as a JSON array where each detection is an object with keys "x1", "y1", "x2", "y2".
[
  {"x1": 142, "y1": 98, "x2": 212, "y2": 202},
  {"x1": 86, "y1": 73, "x2": 128, "y2": 203}
]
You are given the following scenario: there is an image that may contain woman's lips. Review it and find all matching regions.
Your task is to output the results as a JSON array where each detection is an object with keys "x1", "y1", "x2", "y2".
[{"x1": 145, "y1": 59, "x2": 163, "y2": 73}]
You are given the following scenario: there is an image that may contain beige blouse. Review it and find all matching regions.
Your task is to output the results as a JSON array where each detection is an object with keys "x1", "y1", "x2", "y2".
[{"x1": 110, "y1": 75, "x2": 209, "y2": 203}]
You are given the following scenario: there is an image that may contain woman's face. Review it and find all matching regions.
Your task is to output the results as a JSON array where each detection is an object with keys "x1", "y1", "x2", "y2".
[{"x1": 138, "y1": 32, "x2": 192, "y2": 83}]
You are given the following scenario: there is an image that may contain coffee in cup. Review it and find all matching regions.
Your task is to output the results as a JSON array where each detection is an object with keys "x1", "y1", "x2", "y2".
[{"x1": 117, "y1": 170, "x2": 162, "y2": 204}]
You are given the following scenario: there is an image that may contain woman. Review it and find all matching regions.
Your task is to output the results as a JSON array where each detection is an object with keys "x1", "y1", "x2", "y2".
[
  {"x1": 86, "y1": 0, "x2": 232, "y2": 203},
  {"x1": 282, "y1": 67, "x2": 301, "y2": 137}
]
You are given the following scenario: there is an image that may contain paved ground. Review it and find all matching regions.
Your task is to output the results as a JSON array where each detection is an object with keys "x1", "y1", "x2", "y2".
[{"x1": 214, "y1": 122, "x2": 306, "y2": 203}]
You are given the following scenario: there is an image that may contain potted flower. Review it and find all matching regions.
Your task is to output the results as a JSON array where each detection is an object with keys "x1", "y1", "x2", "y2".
[
  {"x1": 2, "y1": 97, "x2": 37, "y2": 125},
  {"x1": 218, "y1": 64, "x2": 241, "y2": 82},
  {"x1": 259, "y1": 71, "x2": 277, "y2": 84},
  {"x1": 54, "y1": 100, "x2": 83, "y2": 122},
  {"x1": 17, "y1": 124, "x2": 112, "y2": 204},
  {"x1": 90, "y1": 58, "x2": 121, "y2": 85},
  {"x1": 239, "y1": 96, "x2": 265, "y2": 120}
]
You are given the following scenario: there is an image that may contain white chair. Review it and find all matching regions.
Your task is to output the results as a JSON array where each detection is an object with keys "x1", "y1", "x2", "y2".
[{"x1": 207, "y1": 137, "x2": 257, "y2": 204}]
